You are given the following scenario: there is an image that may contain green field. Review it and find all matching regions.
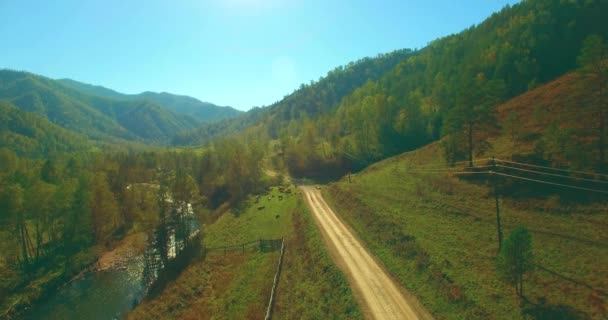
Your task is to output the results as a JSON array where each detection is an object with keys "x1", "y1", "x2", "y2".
[
  {"x1": 204, "y1": 187, "x2": 296, "y2": 247},
  {"x1": 129, "y1": 184, "x2": 361, "y2": 319},
  {"x1": 323, "y1": 146, "x2": 608, "y2": 320}
]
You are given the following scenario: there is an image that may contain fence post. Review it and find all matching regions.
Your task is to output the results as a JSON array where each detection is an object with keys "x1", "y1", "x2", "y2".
[{"x1": 265, "y1": 239, "x2": 285, "y2": 320}]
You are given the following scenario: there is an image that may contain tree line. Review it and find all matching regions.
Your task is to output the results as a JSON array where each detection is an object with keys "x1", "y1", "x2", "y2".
[
  {"x1": 0, "y1": 138, "x2": 267, "y2": 308},
  {"x1": 175, "y1": 0, "x2": 607, "y2": 178}
]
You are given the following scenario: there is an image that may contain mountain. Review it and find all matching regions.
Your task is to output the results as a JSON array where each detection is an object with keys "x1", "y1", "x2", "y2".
[
  {"x1": 0, "y1": 70, "x2": 199, "y2": 143},
  {"x1": 0, "y1": 100, "x2": 92, "y2": 156},
  {"x1": 58, "y1": 79, "x2": 242, "y2": 123},
  {"x1": 172, "y1": 48, "x2": 416, "y2": 145},
  {"x1": 176, "y1": 0, "x2": 608, "y2": 177}
]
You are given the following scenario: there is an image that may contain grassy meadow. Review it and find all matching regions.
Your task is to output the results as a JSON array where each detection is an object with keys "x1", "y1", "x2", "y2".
[
  {"x1": 129, "y1": 184, "x2": 360, "y2": 319},
  {"x1": 323, "y1": 143, "x2": 607, "y2": 320}
]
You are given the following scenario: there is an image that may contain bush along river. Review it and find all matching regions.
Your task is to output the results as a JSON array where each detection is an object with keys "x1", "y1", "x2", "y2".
[{"x1": 23, "y1": 202, "x2": 200, "y2": 320}]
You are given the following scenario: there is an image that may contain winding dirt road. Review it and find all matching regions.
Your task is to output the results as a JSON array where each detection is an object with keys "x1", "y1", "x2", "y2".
[{"x1": 301, "y1": 186, "x2": 432, "y2": 320}]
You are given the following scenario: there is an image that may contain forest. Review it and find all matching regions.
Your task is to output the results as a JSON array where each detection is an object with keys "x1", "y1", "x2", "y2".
[
  {"x1": 174, "y1": 0, "x2": 607, "y2": 178},
  {"x1": 0, "y1": 0, "x2": 607, "y2": 318},
  {"x1": 0, "y1": 138, "x2": 269, "y2": 312}
]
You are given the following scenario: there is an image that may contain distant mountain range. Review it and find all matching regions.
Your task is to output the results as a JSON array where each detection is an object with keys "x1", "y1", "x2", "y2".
[
  {"x1": 0, "y1": 69, "x2": 242, "y2": 154},
  {"x1": 57, "y1": 78, "x2": 241, "y2": 123}
]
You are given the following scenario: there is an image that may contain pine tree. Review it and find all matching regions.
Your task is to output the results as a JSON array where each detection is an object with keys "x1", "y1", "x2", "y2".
[{"x1": 496, "y1": 227, "x2": 534, "y2": 298}]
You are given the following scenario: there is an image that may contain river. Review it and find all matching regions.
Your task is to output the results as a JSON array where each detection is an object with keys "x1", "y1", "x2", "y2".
[
  {"x1": 22, "y1": 199, "x2": 199, "y2": 320},
  {"x1": 23, "y1": 256, "x2": 145, "y2": 320}
]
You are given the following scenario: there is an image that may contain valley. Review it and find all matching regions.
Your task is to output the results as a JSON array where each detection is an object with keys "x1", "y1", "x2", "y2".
[{"x1": 1, "y1": 0, "x2": 607, "y2": 319}]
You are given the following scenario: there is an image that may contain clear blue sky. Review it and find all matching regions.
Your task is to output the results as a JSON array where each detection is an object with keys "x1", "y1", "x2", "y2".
[{"x1": 0, "y1": 0, "x2": 519, "y2": 111}]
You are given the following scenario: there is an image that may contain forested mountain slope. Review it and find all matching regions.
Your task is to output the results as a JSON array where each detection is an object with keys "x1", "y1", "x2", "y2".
[
  {"x1": 0, "y1": 101, "x2": 93, "y2": 157},
  {"x1": 58, "y1": 79, "x2": 242, "y2": 123},
  {"x1": 0, "y1": 70, "x2": 199, "y2": 143},
  {"x1": 175, "y1": 0, "x2": 608, "y2": 178},
  {"x1": 172, "y1": 48, "x2": 416, "y2": 145}
]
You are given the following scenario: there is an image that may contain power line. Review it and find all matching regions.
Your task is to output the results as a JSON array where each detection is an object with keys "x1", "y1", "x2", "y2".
[
  {"x1": 491, "y1": 172, "x2": 608, "y2": 194},
  {"x1": 495, "y1": 159, "x2": 608, "y2": 178},
  {"x1": 404, "y1": 162, "x2": 608, "y2": 193},
  {"x1": 407, "y1": 170, "x2": 491, "y2": 175},
  {"x1": 342, "y1": 151, "x2": 374, "y2": 166},
  {"x1": 407, "y1": 166, "x2": 493, "y2": 173},
  {"x1": 411, "y1": 158, "x2": 493, "y2": 168},
  {"x1": 495, "y1": 165, "x2": 608, "y2": 184}
]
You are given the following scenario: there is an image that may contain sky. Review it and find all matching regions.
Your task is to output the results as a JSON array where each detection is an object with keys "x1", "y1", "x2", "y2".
[{"x1": 0, "y1": 0, "x2": 520, "y2": 111}]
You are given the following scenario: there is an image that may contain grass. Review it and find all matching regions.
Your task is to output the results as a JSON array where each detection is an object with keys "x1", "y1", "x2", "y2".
[
  {"x1": 129, "y1": 184, "x2": 361, "y2": 319},
  {"x1": 323, "y1": 147, "x2": 608, "y2": 319},
  {"x1": 274, "y1": 200, "x2": 362, "y2": 320},
  {"x1": 317, "y1": 72, "x2": 608, "y2": 319},
  {"x1": 204, "y1": 186, "x2": 296, "y2": 248}
]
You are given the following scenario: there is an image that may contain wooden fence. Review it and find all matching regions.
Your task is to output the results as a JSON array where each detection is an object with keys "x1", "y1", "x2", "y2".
[
  {"x1": 264, "y1": 239, "x2": 285, "y2": 320},
  {"x1": 206, "y1": 239, "x2": 283, "y2": 255}
]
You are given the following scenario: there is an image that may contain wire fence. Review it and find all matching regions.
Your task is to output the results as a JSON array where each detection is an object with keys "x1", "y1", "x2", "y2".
[
  {"x1": 206, "y1": 239, "x2": 283, "y2": 255},
  {"x1": 265, "y1": 239, "x2": 285, "y2": 320},
  {"x1": 206, "y1": 238, "x2": 286, "y2": 319}
]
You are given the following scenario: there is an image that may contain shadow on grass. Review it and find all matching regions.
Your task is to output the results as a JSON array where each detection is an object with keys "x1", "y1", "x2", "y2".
[
  {"x1": 535, "y1": 265, "x2": 608, "y2": 296},
  {"x1": 522, "y1": 299, "x2": 589, "y2": 320},
  {"x1": 291, "y1": 175, "x2": 343, "y2": 186},
  {"x1": 230, "y1": 200, "x2": 250, "y2": 217}
]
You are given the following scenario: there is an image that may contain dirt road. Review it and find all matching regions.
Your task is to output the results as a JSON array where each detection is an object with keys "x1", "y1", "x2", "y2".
[{"x1": 301, "y1": 186, "x2": 432, "y2": 320}]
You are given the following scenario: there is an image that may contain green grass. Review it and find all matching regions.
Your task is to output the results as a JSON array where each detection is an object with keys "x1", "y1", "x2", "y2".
[
  {"x1": 130, "y1": 184, "x2": 361, "y2": 319},
  {"x1": 274, "y1": 201, "x2": 362, "y2": 320},
  {"x1": 214, "y1": 252, "x2": 277, "y2": 319},
  {"x1": 323, "y1": 147, "x2": 608, "y2": 320},
  {"x1": 204, "y1": 186, "x2": 297, "y2": 248}
]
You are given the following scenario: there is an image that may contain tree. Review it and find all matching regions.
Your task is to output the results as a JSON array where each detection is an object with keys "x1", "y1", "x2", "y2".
[
  {"x1": 0, "y1": 148, "x2": 18, "y2": 180},
  {"x1": 25, "y1": 180, "x2": 56, "y2": 263},
  {"x1": 63, "y1": 177, "x2": 93, "y2": 255},
  {"x1": 1, "y1": 185, "x2": 29, "y2": 273},
  {"x1": 443, "y1": 73, "x2": 505, "y2": 167},
  {"x1": 578, "y1": 35, "x2": 608, "y2": 168},
  {"x1": 40, "y1": 159, "x2": 60, "y2": 184},
  {"x1": 496, "y1": 227, "x2": 534, "y2": 298},
  {"x1": 90, "y1": 173, "x2": 121, "y2": 246},
  {"x1": 172, "y1": 171, "x2": 199, "y2": 249}
]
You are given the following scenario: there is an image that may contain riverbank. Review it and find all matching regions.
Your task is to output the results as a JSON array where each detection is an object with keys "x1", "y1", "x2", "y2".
[
  {"x1": 2, "y1": 232, "x2": 147, "y2": 319},
  {"x1": 1, "y1": 246, "x2": 99, "y2": 320},
  {"x1": 96, "y1": 232, "x2": 147, "y2": 271}
]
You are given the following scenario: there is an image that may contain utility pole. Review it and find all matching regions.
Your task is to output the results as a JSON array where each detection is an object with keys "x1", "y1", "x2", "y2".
[{"x1": 492, "y1": 156, "x2": 503, "y2": 250}]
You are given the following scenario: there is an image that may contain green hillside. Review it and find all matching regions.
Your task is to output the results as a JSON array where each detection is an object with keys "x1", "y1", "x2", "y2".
[
  {"x1": 0, "y1": 70, "x2": 198, "y2": 143},
  {"x1": 0, "y1": 101, "x2": 93, "y2": 157},
  {"x1": 1, "y1": 0, "x2": 607, "y2": 319},
  {"x1": 58, "y1": 79, "x2": 242, "y2": 123},
  {"x1": 312, "y1": 63, "x2": 608, "y2": 319},
  {"x1": 172, "y1": 48, "x2": 416, "y2": 145},
  {"x1": 175, "y1": 0, "x2": 608, "y2": 178}
]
